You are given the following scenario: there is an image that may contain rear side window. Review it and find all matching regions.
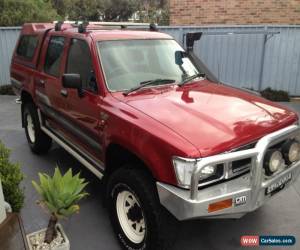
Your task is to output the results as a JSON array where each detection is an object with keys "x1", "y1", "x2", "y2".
[
  {"x1": 44, "y1": 36, "x2": 65, "y2": 77},
  {"x1": 16, "y1": 35, "x2": 39, "y2": 59}
]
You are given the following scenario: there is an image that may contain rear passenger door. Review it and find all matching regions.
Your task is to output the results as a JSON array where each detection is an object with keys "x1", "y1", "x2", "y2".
[{"x1": 35, "y1": 35, "x2": 66, "y2": 115}]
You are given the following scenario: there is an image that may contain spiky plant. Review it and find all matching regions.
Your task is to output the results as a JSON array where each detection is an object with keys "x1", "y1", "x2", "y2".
[{"x1": 32, "y1": 167, "x2": 88, "y2": 244}]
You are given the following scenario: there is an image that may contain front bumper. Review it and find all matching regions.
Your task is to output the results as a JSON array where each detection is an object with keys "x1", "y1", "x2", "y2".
[{"x1": 157, "y1": 125, "x2": 300, "y2": 220}]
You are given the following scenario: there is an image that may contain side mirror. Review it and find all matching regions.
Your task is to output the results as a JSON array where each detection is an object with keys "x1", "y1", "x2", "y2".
[
  {"x1": 175, "y1": 51, "x2": 187, "y2": 66},
  {"x1": 63, "y1": 73, "x2": 81, "y2": 89},
  {"x1": 62, "y1": 74, "x2": 84, "y2": 97}
]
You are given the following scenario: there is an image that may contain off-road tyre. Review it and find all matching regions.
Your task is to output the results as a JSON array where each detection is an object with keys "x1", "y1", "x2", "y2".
[{"x1": 106, "y1": 166, "x2": 178, "y2": 250}]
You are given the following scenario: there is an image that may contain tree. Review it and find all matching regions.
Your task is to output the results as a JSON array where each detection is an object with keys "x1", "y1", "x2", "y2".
[
  {"x1": 138, "y1": 0, "x2": 169, "y2": 25},
  {"x1": 103, "y1": 0, "x2": 139, "y2": 21},
  {"x1": 51, "y1": 0, "x2": 104, "y2": 21},
  {"x1": 0, "y1": 0, "x2": 59, "y2": 26},
  {"x1": 68, "y1": 0, "x2": 170, "y2": 24},
  {"x1": 50, "y1": 0, "x2": 73, "y2": 18}
]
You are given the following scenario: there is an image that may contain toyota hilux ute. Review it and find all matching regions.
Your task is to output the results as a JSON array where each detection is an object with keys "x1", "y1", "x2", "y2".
[{"x1": 11, "y1": 22, "x2": 300, "y2": 250}]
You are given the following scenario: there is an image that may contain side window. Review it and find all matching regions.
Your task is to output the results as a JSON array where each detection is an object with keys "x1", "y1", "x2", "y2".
[
  {"x1": 16, "y1": 35, "x2": 39, "y2": 60},
  {"x1": 44, "y1": 36, "x2": 65, "y2": 77},
  {"x1": 66, "y1": 39, "x2": 97, "y2": 92}
]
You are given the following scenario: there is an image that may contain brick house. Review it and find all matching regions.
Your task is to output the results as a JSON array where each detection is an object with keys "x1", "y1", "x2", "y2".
[{"x1": 169, "y1": 0, "x2": 300, "y2": 25}]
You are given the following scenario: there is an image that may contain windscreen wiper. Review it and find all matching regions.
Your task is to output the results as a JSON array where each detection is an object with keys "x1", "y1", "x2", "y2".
[
  {"x1": 123, "y1": 79, "x2": 176, "y2": 96},
  {"x1": 178, "y1": 73, "x2": 204, "y2": 87}
]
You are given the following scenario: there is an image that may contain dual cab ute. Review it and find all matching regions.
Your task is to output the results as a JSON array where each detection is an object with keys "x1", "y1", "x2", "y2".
[{"x1": 11, "y1": 21, "x2": 300, "y2": 250}]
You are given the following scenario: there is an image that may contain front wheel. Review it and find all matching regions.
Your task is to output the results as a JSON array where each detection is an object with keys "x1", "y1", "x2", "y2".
[{"x1": 107, "y1": 166, "x2": 176, "y2": 250}]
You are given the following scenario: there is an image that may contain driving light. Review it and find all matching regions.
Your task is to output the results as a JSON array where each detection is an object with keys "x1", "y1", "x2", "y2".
[
  {"x1": 264, "y1": 149, "x2": 283, "y2": 176},
  {"x1": 282, "y1": 140, "x2": 300, "y2": 164}
]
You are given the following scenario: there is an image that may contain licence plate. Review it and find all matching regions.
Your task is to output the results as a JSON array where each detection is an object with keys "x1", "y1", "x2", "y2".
[{"x1": 265, "y1": 173, "x2": 292, "y2": 195}]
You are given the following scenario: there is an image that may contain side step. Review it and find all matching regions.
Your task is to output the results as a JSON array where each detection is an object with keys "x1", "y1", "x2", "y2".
[{"x1": 38, "y1": 110, "x2": 104, "y2": 179}]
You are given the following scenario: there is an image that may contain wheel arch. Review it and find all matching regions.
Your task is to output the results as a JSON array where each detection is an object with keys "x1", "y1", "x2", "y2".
[{"x1": 104, "y1": 142, "x2": 156, "y2": 182}]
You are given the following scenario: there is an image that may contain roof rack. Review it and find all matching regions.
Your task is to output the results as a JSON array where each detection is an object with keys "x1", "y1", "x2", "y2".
[{"x1": 53, "y1": 21, "x2": 158, "y2": 33}]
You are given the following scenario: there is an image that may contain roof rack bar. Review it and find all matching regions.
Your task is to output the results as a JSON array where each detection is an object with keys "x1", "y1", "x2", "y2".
[
  {"x1": 53, "y1": 21, "x2": 151, "y2": 26},
  {"x1": 89, "y1": 22, "x2": 151, "y2": 27},
  {"x1": 52, "y1": 21, "x2": 158, "y2": 33}
]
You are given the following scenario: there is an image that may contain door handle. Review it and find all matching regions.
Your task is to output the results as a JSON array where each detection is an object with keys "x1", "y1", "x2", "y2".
[
  {"x1": 60, "y1": 89, "x2": 68, "y2": 97},
  {"x1": 39, "y1": 79, "x2": 45, "y2": 85}
]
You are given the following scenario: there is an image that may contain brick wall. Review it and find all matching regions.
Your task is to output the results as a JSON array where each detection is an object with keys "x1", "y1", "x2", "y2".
[{"x1": 170, "y1": 0, "x2": 300, "y2": 25}]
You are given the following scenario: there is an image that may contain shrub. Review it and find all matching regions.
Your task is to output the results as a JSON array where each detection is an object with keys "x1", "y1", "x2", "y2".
[
  {"x1": 0, "y1": 85, "x2": 15, "y2": 95},
  {"x1": 32, "y1": 167, "x2": 88, "y2": 244},
  {"x1": 260, "y1": 87, "x2": 290, "y2": 102},
  {"x1": 0, "y1": 140, "x2": 24, "y2": 212}
]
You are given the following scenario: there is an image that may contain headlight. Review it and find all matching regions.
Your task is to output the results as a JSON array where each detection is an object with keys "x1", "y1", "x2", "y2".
[
  {"x1": 264, "y1": 149, "x2": 283, "y2": 176},
  {"x1": 172, "y1": 157, "x2": 220, "y2": 188},
  {"x1": 282, "y1": 140, "x2": 300, "y2": 164}
]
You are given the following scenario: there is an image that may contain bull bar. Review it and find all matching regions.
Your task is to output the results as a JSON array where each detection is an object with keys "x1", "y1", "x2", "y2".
[{"x1": 157, "y1": 125, "x2": 300, "y2": 220}]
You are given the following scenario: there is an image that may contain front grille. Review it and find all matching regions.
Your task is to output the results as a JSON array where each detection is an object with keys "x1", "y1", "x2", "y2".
[{"x1": 231, "y1": 158, "x2": 251, "y2": 174}]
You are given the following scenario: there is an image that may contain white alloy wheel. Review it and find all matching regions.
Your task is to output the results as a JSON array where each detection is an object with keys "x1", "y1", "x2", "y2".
[
  {"x1": 116, "y1": 190, "x2": 146, "y2": 244},
  {"x1": 26, "y1": 113, "x2": 35, "y2": 143}
]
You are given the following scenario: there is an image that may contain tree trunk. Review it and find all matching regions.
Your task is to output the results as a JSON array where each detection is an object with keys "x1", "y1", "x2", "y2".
[{"x1": 44, "y1": 214, "x2": 58, "y2": 244}]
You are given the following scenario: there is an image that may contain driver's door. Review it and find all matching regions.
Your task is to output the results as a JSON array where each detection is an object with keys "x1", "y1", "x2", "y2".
[{"x1": 60, "y1": 37, "x2": 105, "y2": 165}]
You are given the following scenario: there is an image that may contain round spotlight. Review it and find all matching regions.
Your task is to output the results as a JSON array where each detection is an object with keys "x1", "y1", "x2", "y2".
[
  {"x1": 264, "y1": 149, "x2": 283, "y2": 176},
  {"x1": 282, "y1": 140, "x2": 300, "y2": 164}
]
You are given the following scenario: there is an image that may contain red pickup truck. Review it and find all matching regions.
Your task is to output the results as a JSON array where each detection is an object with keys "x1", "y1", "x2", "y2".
[{"x1": 11, "y1": 22, "x2": 300, "y2": 250}]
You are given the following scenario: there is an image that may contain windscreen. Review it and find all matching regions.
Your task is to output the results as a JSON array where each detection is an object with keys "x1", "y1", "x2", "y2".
[{"x1": 97, "y1": 39, "x2": 199, "y2": 91}]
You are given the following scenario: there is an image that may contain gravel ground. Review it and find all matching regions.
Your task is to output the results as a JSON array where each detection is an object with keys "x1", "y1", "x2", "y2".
[{"x1": 0, "y1": 95, "x2": 300, "y2": 250}]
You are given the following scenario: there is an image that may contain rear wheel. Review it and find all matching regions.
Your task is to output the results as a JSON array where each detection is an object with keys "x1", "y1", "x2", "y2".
[
  {"x1": 107, "y1": 166, "x2": 177, "y2": 250},
  {"x1": 23, "y1": 102, "x2": 52, "y2": 154}
]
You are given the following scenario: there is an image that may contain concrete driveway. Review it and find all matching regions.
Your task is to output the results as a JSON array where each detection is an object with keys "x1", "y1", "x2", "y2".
[{"x1": 0, "y1": 95, "x2": 300, "y2": 250}]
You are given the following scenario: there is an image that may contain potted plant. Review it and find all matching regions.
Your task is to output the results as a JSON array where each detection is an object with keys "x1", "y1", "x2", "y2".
[{"x1": 27, "y1": 167, "x2": 88, "y2": 250}]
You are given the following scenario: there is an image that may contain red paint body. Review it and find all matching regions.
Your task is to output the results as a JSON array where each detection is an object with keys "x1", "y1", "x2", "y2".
[{"x1": 10, "y1": 23, "x2": 298, "y2": 186}]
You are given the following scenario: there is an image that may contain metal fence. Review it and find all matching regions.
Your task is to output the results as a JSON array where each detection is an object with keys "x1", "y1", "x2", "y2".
[
  {"x1": 1, "y1": 25, "x2": 300, "y2": 95},
  {"x1": 160, "y1": 25, "x2": 300, "y2": 95},
  {"x1": 0, "y1": 27, "x2": 21, "y2": 87}
]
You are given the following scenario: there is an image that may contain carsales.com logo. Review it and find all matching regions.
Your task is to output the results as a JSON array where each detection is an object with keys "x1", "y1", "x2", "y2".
[{"x1": 241, "y1": 235, "x2": 296, "y2": 247}]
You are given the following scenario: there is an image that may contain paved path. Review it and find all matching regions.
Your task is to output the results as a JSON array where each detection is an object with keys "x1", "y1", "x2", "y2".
[{"x1": 0, "y1": 95, "x2": 300, "y2": 250}]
